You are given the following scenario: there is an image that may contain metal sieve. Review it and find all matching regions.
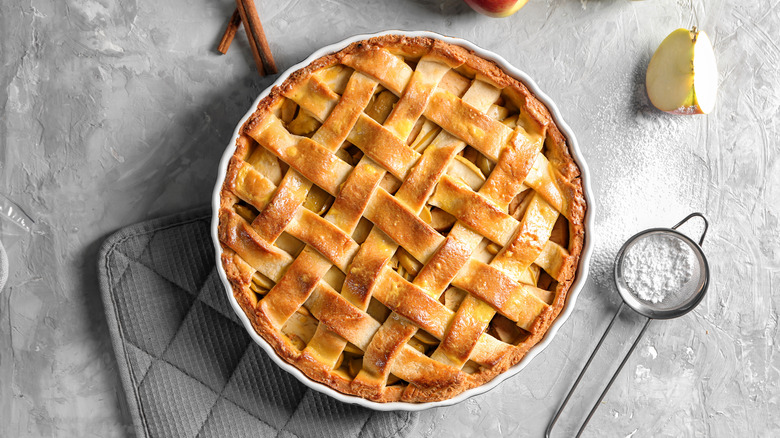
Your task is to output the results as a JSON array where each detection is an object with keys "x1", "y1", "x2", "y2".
[{"x1": 546, "y1": 213, "x2": 710, "y2": 438}]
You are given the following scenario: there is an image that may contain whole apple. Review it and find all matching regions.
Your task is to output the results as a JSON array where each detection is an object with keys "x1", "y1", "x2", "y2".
[{"x1": 464, "y1": 0, "x2": 529, "y2": 17}]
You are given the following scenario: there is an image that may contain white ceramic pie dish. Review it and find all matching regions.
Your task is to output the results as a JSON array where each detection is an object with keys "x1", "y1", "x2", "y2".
[{"x1": 211, "y1": 30, "x2": 594, "y2": 411}]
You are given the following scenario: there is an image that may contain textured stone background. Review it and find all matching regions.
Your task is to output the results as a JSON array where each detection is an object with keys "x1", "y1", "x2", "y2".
[{"x1": 1, "y1": 0, "x2": 777, "y2": 436}]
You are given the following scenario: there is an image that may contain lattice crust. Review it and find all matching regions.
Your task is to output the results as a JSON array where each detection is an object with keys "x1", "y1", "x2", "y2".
[{"x1": 219, "y1": 35, "x2": 586, "y2": 403}]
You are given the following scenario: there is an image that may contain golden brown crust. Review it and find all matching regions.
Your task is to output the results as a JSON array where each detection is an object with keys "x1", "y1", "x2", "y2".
[{"x1": 218, "y1": 34, "x2": 587, "y2": 403}]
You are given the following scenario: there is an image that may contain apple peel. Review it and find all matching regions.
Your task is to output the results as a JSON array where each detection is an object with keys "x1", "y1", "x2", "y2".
[{"x1": 464, "y1": 0, "x2": 530, "y2": 18}]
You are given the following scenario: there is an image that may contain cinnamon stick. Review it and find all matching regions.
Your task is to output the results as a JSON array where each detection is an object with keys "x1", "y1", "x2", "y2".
[
  {"x1": 236, "y1": 0, "x2": 277, "y2": 75},
  {"x1": 217, "y1": 8, "x2": 242, "y2": 54},
  {"x1": 234, "y1": 0, "x2": 265, "y2": 75}
]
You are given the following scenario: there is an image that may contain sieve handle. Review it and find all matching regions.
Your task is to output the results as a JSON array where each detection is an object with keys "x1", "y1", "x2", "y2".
[
  {"x1": 574, "y1": 317, "x2": 651, "y2": 437},
  {"x1": 545, "y1": 303, "x2": 652, "y2": 438},
  {"x1": 671, "y1": 212, "x2": 708, "y2": 246}
]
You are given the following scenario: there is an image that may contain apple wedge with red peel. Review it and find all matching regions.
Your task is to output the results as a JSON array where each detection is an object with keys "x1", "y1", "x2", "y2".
[
  {"x1": 646, "y1": 28, "x2": 718, "y2": 115},
  {"x1": 464, "y1": 0, "x2": 529, "y2": 17}
]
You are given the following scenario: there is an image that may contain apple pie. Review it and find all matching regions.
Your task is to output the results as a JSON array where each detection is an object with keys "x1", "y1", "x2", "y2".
[{"x1": 218, "y1": 35, "x2": 586, "y2": 403}]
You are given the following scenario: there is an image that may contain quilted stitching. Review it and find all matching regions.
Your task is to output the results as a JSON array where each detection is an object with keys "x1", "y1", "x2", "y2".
[
  {"x1": 197, "y1": 398, "x2": 276, "y2": 437},
  {"x1": 163, "y1": 301, "x2": 251, "y2": 392},
  {"x1": 99, "y1": 208, "x2": 418, "y2": 438}
]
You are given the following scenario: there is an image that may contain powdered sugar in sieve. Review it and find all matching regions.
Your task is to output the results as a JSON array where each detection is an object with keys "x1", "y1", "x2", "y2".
[{"x1": 621, "y1": 233, "x2": 696, "y2": 304}]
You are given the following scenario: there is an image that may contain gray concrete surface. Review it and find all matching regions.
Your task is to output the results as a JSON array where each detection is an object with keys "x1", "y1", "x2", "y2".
[{"x1": 1, "y1": 0, "x2": 777, "y2": 436}]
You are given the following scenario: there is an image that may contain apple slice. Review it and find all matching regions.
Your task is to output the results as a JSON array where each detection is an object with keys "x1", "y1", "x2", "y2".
[
  {"x1": 464, "y1": 0, "x2": 529, "y2": 18},
  {"x1": 646, "y1": 28, "x2": 718, "y2": 115}
]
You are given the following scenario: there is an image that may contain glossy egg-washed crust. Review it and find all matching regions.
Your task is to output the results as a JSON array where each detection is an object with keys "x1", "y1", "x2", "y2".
[{"x1": 218, "y1": 35, "x2": 586, "y2": 403}]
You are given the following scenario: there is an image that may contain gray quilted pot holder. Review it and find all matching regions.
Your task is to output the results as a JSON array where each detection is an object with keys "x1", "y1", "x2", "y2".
[{"x1": 98, "y1": 208, "x2": 418, "y2": 438}]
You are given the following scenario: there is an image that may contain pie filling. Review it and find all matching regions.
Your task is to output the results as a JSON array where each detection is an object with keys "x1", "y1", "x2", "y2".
[{"x1": 219, "y1": 36, "x2": 585, "y2": 403}]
